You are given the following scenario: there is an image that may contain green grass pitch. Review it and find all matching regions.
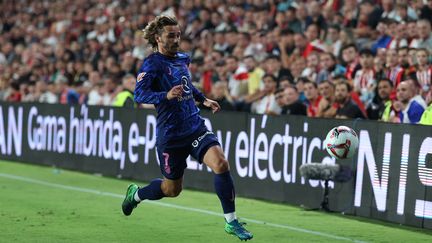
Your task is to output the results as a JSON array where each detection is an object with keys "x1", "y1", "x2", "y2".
[{"x1": 0, "y1": 160, "x2": 431, "y2": 243}]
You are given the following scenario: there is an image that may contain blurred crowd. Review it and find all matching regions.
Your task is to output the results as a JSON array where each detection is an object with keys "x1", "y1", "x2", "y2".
[{"x1": 0, "y1": 0, "x2": 431, "y2": 124}]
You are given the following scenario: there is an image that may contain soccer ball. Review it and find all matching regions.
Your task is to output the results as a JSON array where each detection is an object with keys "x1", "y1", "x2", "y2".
[{"x1": 325, "y1": 126, "x2": 359, "y2": 159}]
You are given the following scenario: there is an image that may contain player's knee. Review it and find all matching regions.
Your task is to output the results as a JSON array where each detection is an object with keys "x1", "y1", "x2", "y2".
[{"x1": 213, "y1": 158, "x2": 230, "y2": 173}]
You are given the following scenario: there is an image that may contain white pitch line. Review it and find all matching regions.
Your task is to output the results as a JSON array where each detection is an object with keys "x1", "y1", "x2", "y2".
[{"x1": 0, "y1": 173, "x2": 366, "y2": 243}]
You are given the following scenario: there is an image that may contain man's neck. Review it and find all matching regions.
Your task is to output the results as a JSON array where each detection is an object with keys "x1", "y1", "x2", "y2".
[
  {"x1": 158, "y1": 50, "x2": 176, "y2": 58},
  {"x1": 418, "y1": 64, "x2": 429, "y2": 71},
  {"x1": 339, "y1": 97, "x2": 350, "y2": 107}
]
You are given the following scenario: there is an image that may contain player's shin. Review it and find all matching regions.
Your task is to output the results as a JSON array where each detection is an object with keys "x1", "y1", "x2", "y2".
[{"x1": 214, "y1": 171, "x2": 237, "y2": 223}]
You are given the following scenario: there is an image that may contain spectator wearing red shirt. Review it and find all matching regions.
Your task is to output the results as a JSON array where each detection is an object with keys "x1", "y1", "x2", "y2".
[{"x1": 386, "y1": 48, "x2": 405, "y2": 88}]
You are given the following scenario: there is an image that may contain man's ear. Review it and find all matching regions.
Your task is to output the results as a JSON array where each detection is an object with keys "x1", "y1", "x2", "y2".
[{"x1": 155, "y1": 35, "x2": 161, "y2": 43}]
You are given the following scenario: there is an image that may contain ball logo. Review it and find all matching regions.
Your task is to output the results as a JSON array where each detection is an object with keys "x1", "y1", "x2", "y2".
[
  {"x1": 182, "y1": 76, "x2": 191, "y2": 94},
  {"x1": 325, "y1": 126, "x2": 359, "y2": 160}
]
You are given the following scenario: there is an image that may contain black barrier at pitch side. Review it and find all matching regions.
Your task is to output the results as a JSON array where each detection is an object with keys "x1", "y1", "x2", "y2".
[{"x1": 0, "y1": 102, "x2": 431, "y2": 228}]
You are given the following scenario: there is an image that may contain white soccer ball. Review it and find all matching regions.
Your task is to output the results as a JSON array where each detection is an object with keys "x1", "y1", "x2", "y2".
[{"x1": 325, "y1": 126, "x2": 359, "y2": 159}]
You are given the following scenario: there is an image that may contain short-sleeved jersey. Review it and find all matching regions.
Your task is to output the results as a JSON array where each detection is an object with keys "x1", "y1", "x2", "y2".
[{"x1": 134, "y1": 52, "x2": 206, "y2": 145}]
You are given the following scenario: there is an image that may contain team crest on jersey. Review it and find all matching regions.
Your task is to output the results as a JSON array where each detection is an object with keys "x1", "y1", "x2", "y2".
[
  {"x1": 182, "y1": 76, "x2": 191, "y2": 94},
  {"x1": 137, "y1": 72, "x2": 146, "y2": 82}
]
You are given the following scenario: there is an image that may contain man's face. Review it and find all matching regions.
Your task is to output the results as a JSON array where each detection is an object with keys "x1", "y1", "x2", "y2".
[
  {"x1": 318, "y1": 82, "x2": 334, "y2": 99},
  {"x1": 407, "y1": 22, "x2": 418, "y2": 38},
  {"x1": 417, "y1": 21, "x2": 431, "y2": 39},
  {"x1": 416, "y1": 50, "x2": 429, "y2": 66},
  {"x1": 265, "y1": 58, "x2": 281, "y2": 73},
  {"x1": 225, "y1": 58, "x2": 238, "y2": 72},
  {"x1": 386, "y1": 49, "x2": 398, "y2": 67},
  {"x1": 359, "y1": 54, "x2": 374, "y2": 69},
  {"x1": 320, "y1": 54, "x2": 334, "y2": 70},
  {"x1": 327, "y1": 28, "x2": 339, "y2": 42},
  {"x1": 342, "y1": 47, "x2": 357, "y2": 63},
  {"x1": 377, "y1": 81, "x2": 392, "y2": 100},
  {"x1": 335, "y1": 84, "x2": 349, "y2": 103},
  {"x1": 284, "y1": 87, "x2": 298, "y2": 105},
  {"x1": 398, "y1": 49, "x2": 409, "y2": 67},
  {"x1": 307, "y1": 54, "x2": 319, "y2": 68},
  {"x1": 305, "y1": 25, "x2": 319, "y2": 41},
  {"x1": 396, "y1": 82, "x2": 413, "y2": 104},
  {"x1": 263, "y1": 76, "x2": 277, "y2": 91},
  {"x1": 275, "y1": 92, "x2": 286, "y2": 106},
  {"x1": 243, "y1": 57, "x2": 256, "y2": 72},
  {"x1": 294, "y1": 34, "x2": 306, "y2": 49},
  {"x1": 211, "y1": 83, "x2": 226, "y2": 99},
  {"x1": 304, "y1": 83, "x2": 318, "y2": 100},
  {"x1": 158, "y1": 25, "x2": 181, "y2": 56},
  {"x1": 124, "y1": 77, "x2": 136, "y2": 91}
]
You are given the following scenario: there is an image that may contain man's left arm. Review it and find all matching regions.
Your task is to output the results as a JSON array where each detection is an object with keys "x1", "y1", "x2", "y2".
[
  {"x1": 191, "y1": 84, "x2": 206, "y2": 103},
  {"x1": 191, "y1": 84, "x2": 221, "y2": 113}
]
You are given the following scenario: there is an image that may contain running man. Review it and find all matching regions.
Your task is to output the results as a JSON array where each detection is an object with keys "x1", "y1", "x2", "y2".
[{"x1": 121, "y1": 15, "x2": 253, "y2": 241}]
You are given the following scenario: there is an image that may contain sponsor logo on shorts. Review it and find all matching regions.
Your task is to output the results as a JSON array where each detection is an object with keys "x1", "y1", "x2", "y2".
[{"x1": 192, "y1": 131, "x2": 213, "y2": 148}]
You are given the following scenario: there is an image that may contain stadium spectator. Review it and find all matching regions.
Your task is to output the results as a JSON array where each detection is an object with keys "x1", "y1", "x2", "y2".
[
  {"x1": 372, "y1": 18, "x2": 393, "y2": 54},
  {"x1": 416, "y1": 48, "x2": 432, "y2": 104},
  {"x1": 316, "y1": 52, "x2": 346, "y2": 83},
  {"x1": 264, "y1": 55, "x2": 293, "y2": 84},
  {"x1": 101, "y1": 76, "x2": 119, "y2": 106},
  {"x1": 279, "y1": 76, "x2": 293, "y2": 89},
  {"x1": 341, "y1": 43, "x2": 360, "y2": 81},
  {"x1": 419, "y1": 103, "x2": 432, "y2": 125},
  {"x1": 317, "y1": 80, "x2": 337, "y2": 118},
  {"x1": 38, "y1": 81, "x2": 58, "y2": 104},
  {"x1": 326, "y1": 25, "x2": 343, "y2": 57},
  {"x1": 280, "y1": 85, "x2": 307, "y2": 116},
  {"x1": 243, "y1": 55, "x2": 265, "y2": 96},
  {"x1": 278, "y1": 28, "x2": 296, "y2": 68},
  {"x1": 410, "y1": 19, "x2": 432, "y2": 50},
  {"x1": 285, "y1": 7, "x2": 302, "y2": 34},
  {"x1": 353, "y1": 49, "x2": 376, "y2": 106},
  {"x1": 301, "y1": 52, "x2": 320, "y2": 82},
  {"x1": 295, "y1": 76, "x2": 308, "y2": 103},
  {"x1": 369, "y1": 78, "x2": 393, "y2": 121},
  {"x1": 112, "y1": 74, "x2": 136, "y2": 108},
  {"x1": 389, "y1": 22, "x2": 408, "y2": 49},
  {"x1": 303, "y1": 79, "x2": 322, "y2": 117},
  {"x1": 204, "y1": 81, "x2": 235, "y2": 111},
  {"x1": 226, "y1": 55, "x2": 249, "y2": 100},
  {"x1": 250, "y1": 74, "x2": 280, "y2": 115},
  {"x1": 386, "y1": 48, "x2": 405, "y2": 88},
  {"x1": 397, "y1": 47, "x2": 411, "y2": 71},
  {"x1": 335, "y1": 81, "x2": 366, "y2": 119},
  {"x1": 396, "y1": 79, "x2": 427, "y2": 123},
  {"x1": 381, "y1": 0, "x2": 399, "y2": 21}
]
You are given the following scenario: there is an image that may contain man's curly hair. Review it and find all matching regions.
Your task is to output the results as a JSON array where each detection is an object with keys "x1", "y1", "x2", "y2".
[{"x1": 143, "y1": 15, "x2": 178, "y2": 49}]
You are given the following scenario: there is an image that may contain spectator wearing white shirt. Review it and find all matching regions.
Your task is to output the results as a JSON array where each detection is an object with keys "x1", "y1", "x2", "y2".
[
  {"x1": 251, "y1": 74, "x2": 281, "y2": 115},
  {"x1": 353, "y1": 49, "x2": 376, "y2": 106}
]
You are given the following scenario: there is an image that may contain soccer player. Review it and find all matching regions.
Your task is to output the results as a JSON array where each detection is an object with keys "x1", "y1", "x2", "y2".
[{"x1": 121, "y1": 15, "x2": 253, "y2": 241}]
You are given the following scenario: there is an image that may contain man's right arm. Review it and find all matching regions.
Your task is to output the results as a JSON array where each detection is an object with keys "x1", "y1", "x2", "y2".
[{"x1": 134, "y1": 59, "x2": 168, "y2": 105}]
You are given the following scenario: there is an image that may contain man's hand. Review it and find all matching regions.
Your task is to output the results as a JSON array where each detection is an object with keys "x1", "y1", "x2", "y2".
[
  {"x1": 203, "y1": 98, "x2": 221, "y2": 113},
  {"x1": 167, "y1": 85, "x2": 183, "y2": 100}
]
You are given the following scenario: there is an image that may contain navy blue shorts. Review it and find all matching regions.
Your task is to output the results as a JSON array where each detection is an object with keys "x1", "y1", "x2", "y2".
[{"x1": 156, "y1": 128, "x2": 220, "y2": 180}]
